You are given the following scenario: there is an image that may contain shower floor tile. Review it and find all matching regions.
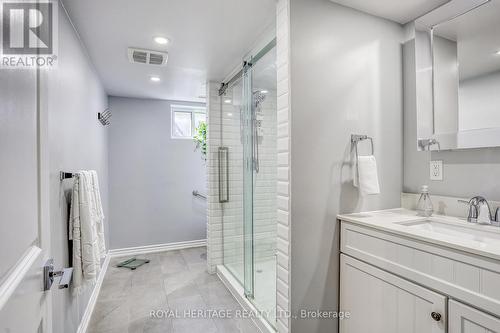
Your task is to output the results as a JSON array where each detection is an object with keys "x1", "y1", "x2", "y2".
[{"x1": 87, "y1": 247, "x2": 261, "y2": 333}]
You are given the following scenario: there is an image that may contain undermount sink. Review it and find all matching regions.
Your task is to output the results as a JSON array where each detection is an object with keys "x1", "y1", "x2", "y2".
[{"x1": 397, "y1": 218, "x2": 500, "y2": 245}]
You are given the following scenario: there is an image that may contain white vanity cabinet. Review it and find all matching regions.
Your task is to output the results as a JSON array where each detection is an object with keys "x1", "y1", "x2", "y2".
[
  {"x1": 449, "y1": 300, "x2": 500, "y2": 333},
  {"x1": 338, "y1": 216, "x2": 500, "y2": 333},
  {"x1": 340, "y1": 254, "x2": 446, "y2": 333}
]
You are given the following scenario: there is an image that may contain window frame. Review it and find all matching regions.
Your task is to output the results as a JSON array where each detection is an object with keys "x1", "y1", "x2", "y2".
[{"x1": 171, "y1": 105, "x2": 206, "y2": 139}]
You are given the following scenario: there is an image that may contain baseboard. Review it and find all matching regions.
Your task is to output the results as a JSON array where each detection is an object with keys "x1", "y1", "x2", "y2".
[
  {"x1": 76, "y1": 254, "x2": 110, "y2": 333},
  {"x1": 107, "y1": 239, "x2": 207, "y2": 258}
]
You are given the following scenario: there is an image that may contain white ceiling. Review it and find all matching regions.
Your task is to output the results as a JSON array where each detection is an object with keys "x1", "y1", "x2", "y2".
[
  {"x1": 61, "y1": 0, "x2": 276, "y2": 103},
  {"x1": 329, "y1": 0, "x2": 450, "y2": 24}
]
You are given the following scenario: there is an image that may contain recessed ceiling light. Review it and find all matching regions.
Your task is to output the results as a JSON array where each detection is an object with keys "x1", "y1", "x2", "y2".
[
  {"x1": 260, "y1": 90, "x2": 269, "y2": 94},
  {"x1": 224, "y1": 99, "x2": 232, "y2": 104},
  {"x1": 150, "y1": 76, "x2": 161, "y2": 82},
  {"x1": 154, "y1": 36, "x2": 170, "y2": 45},
  {"x1": 227, "y1": 113, "x2": 233, "y2": 117},
  {"x1": 496, "y1": 50, "x2": 500, "y2": 56}
]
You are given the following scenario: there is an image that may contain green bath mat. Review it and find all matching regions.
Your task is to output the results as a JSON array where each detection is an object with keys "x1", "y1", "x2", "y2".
[{"x1": 116, "y1": 257, "x2": 150, "y2": 270}]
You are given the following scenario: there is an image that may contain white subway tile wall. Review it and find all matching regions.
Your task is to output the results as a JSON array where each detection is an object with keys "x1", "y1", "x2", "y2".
[
  {"x1": 207, "y1": 81, "x2": 224, "y2": 273},
  {"x1": 276, "y1": 0, "x2": 291, "y2": 332}
]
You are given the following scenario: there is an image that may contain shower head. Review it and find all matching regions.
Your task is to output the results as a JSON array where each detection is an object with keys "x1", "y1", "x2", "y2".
[{"x1": 253, "y1": 91, "x2": 266, "y2": 109}]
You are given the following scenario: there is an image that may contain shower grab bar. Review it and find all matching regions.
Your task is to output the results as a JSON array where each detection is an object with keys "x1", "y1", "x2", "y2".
[
  {"x1": 192, "y1": 190, "x2": 207, "y2": 200},
  {"x1": 218, "y1": 147, "x2": 229, "y2": 203}
]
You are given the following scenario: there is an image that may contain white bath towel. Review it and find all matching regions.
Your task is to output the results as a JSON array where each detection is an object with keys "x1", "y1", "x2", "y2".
[
  {"x1": 69, "y1": 170, "x2": 105, "y2": 294},
  {"x1": 353, "y1": 155, "x2": 380, "y2": 196},
  {"x1": 89, "y1": 170, "x2": 106, "y2": 257}
]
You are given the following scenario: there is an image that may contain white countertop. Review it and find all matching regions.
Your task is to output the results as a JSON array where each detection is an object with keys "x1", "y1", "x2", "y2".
[{"x1": 338, "y1": 208, "x2": 500, "y2": 261}]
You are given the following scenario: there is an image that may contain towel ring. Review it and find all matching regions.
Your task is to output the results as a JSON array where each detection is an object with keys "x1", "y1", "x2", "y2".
[
  {"x1": 351, "y1": 134, "x2": 375, "y2": 185},
  {"x1": 351, "y1": 134, "x2": 374, "y2": 156}
]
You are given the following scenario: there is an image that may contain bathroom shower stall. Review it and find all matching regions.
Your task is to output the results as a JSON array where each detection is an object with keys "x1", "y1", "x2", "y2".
[{"x1": 216, "y1": 39, "x2": 277, "y2": 327}]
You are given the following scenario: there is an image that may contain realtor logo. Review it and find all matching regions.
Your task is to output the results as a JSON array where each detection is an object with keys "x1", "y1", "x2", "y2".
[
  {"x1": 2, "y1": 2, "x2": 52, "y2": 54},
  {"x1": 1, "y1": 1, "x2": 57, "y2": 67}
]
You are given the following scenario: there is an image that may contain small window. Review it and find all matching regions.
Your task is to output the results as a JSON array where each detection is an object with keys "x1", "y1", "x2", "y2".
[{"x1": 171, "y1": 105, "x2": 206, "y2": 139}]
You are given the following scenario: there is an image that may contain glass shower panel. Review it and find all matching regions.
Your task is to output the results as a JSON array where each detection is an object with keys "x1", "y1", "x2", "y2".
[
  {"x1": 249, "y1": 46, "x2": 277, "y2": 325},
  {"x1": 242, "y1": 64, "x2": 255, "y2": 298},
  {"x1": 220, "y1": 39, "x2": 277, "y2": 328},
  {"x1": 221, "y1": 79, "x2": 245, "y2": 285}
]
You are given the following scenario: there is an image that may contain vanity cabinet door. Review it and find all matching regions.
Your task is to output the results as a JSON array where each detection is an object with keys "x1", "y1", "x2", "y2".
[
  {"x1": 449, "y1": 300, "x2": 500, "y2": 333},
  {"x1": 340, "y1": 254, "x2": 446, "y2": 333}
]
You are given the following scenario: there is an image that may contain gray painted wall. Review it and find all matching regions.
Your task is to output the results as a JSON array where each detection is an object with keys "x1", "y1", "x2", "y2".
[
  {"x1": 403, "y1": 40, "x2": 500, "y2": 201},
  {"x1": 48, "y1": 3, "x2": 109, "y2": 333},
  {"x1": 289, "y1": 1, "x2": 404, "y2": 332},
  {"x1": 108, "y1": 97, "x2": 207, "y2": 249},
  {"x1": 0, "y1": 56, "x2": 38, "y2": 283}
]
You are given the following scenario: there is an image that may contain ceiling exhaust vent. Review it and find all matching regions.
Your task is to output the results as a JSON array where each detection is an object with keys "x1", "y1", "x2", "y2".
[{"x1": 128, "y1": 48, "x2": 168, "y2": 66}]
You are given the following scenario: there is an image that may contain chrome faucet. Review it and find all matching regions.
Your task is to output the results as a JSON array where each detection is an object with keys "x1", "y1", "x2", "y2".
[
  {"x1": 459, "y1": 196, "x2": 500, "y2": 225},
  {"x1": 418, "y1": 138, "x2": 440, "y2": 151}
]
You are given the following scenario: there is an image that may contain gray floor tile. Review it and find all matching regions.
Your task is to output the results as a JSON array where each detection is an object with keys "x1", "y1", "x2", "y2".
[
  {"x1": 128, "y1": 316, "x2": 173, "y2": 333},
  {"x1": 172, "y1": 318, "x2": 218, "y2": 333},
  {"x1": 164, "y1": 281, "x2": 200, "y2": 301},
  {"x1": 127, "y1": 285, "x2": 168, "y2": 321},
  {"x1": 168, "y1": 294, "x2": 206, "y2": 312},
  {"x1": 212, "y1": 318, "x2": 241, "y2": 333},
  {"x1": 198, "y1": 281, "x2": 240, "y2": 309},
  {"x1": 159, "y1": 251, "x2": 189, "y2": 275},
  {"x1": 162, "y1": 270, "x2": 200, "y2": 300},
  {"x1": 188, "y1": 262, "x2": 220, "y2": 286},
  {"x1": 87, "y1": 326, "x2": 129, "y2": 333},
  {"x1": 180, "y1": 247, "x2": 207, "y2": 265},
  {"x1": 238, "y1": 318, "x2": 263, "y2": 333},
  {"x1": 98, "y1": 275, "x2": 132, "y2": 301},
  {"x1": 213, "y1": 318, "x2": 261, "y2": 333},
  {"x1": 88, "y1": 298, "x2": 130, "y2": 332},
  {"x1": 88, "y1": 247, "x2": 260, "y2": 333}
]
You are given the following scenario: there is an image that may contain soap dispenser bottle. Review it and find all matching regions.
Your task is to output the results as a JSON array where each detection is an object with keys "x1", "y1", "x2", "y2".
[{"x1": 416, "y1": 185, "x2": 434, "y2": 217}]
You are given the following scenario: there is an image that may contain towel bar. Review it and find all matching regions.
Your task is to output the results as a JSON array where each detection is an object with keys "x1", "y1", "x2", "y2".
[{"x1": 60, "y1": 171, "x2": 74, "y2": 181}]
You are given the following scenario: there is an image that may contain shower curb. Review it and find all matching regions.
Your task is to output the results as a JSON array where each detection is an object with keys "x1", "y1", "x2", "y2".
[{"x1": 217, "y1": 265, "x2": 277, "y2": 333}]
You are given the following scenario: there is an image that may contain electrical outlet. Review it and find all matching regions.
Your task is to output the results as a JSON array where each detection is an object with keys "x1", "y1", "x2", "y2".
[{"x1": 430, "y1": 160, "x2": 443, "y2": 181}]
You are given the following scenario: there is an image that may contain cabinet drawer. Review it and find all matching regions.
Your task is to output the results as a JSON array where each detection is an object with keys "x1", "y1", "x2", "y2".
[
  {"x1": 341, "y1": 221, "x2": 500, "y2": 317},
  {"x1": 340, "y1": 254, "x2": 446, "y2": 333}
]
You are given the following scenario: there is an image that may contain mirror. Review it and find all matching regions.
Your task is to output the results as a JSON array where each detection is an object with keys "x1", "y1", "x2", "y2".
[{"x1": 414, "y1": 0, "x2": 500, "y2": 150}]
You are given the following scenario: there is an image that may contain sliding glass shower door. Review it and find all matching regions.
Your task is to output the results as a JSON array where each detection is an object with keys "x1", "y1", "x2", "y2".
[
  {"x1": 241, "y1": 62, "x2": 255, "y2": 298},
  {"x1": 246, "y1": 47, "x2": 277, "y2": 322},
  {"x1": 220, "y1": 40, "x2": 277, "y2": 327},
  {"x1": 220, "y1": 77, "x2": 245, "y2": 285}
]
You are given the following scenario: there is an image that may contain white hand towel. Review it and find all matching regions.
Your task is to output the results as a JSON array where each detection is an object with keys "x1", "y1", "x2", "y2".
[{"x1": 353, "y1": 155, "x2": 380, "y2": 196}]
